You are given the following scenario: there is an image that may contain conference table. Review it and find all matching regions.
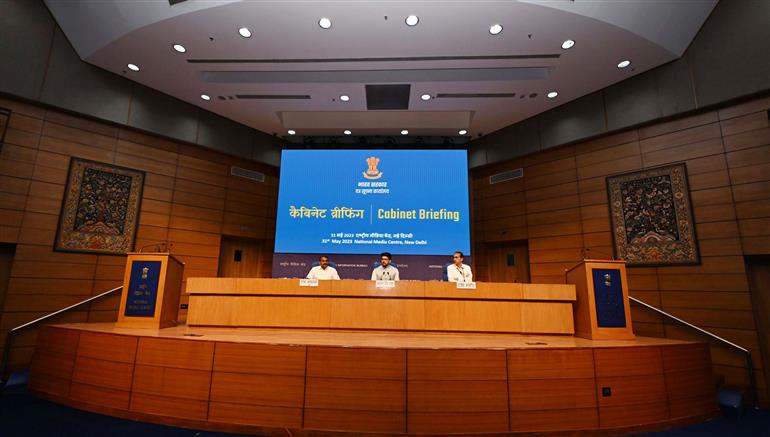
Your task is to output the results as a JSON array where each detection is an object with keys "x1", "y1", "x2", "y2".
[{"x1": 186, "y1": 278, "x2": 577, "y2": 334}]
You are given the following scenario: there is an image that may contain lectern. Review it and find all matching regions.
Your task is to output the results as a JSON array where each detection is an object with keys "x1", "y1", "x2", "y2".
[
  {"x1": 566, "y1": 259, "x2": 634, "y2": 340},
  {"x1": 116, "y1": 252, "x2": 184, "y2": 329}
]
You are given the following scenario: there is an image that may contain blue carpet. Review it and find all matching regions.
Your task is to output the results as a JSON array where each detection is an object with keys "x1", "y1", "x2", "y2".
[
  {"x1": 637, "y1": 408, "x2": 770, "y2": 437},
  {"x1": 0, "y1": 386, "x2": 247, "y2": 437},
  {"x1": 2, "y1": 385, "x2": 769, "y2": 436}
]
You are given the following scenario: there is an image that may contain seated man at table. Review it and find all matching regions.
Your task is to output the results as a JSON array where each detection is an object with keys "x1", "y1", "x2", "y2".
[
  {"x1": 371, "y1": 252, "x2": 400, "y2": 281},
  {"x1": 447, "y1": 251, "x2": 473, "y2": 283},
  {"x1": 306, "y1": 255, "x2": 340, "y2": 280}
]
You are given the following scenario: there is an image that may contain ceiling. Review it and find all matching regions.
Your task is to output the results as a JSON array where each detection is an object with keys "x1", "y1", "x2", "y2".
[{"x1": 44, "y1": 0, "x2": 718, "y2": 141}]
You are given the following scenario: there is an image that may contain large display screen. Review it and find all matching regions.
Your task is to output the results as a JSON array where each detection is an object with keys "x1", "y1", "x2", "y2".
[{"x1": 274, "y1": 149, "x2": 471, "y2": 256}]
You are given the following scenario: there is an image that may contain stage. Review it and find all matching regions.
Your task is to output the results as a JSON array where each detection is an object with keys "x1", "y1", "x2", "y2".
[{"x1": 28, "y1": 323, "x2": 718, "y2": 436}]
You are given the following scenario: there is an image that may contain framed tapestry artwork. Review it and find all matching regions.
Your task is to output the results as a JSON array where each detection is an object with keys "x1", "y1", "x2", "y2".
[
  {"x1": 606, "y1": 163, "x2": 700, "y2": 267},
  {"x1": 54, "y1": 158, "x2": 145, "y2": 255}
]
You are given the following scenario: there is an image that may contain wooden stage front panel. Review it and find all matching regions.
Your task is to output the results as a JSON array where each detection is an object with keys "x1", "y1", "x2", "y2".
[
  {"x1": 28, "y1": 324, "x2": 719, "y2": 436},
  {"x1": 186, "y1": 278, "x2": 577, "y2": 334}
]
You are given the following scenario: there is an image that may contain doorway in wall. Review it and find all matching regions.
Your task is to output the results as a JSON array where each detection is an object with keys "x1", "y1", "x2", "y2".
[
  {"x1": 485, "y1": 240, "x2": 530, "y2": 283},
  {"x1": 218, "y1": 236, "x2": 268, "y2": 278},
  {"x1": 746, "y1": 255, "x2": 770, "y2": 401},
  {"x1": 0, "y1": 243, "x2": 17, "y2": 368}
]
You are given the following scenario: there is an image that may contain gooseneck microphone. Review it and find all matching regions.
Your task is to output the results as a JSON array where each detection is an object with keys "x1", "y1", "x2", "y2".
[{"x1": 138, "y1": 242, "x2": 174, "y2": 253}]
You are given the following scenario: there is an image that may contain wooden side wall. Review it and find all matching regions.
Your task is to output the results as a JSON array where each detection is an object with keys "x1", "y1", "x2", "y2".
[
  {"x1": 0, "y1": 96, "x2": 279, "y2": 371},
  {"x1": 472, "y1": 95, "x2": 770, "y2": 402}
]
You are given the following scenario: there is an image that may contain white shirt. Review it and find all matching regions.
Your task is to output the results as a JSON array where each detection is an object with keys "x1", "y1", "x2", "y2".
[
  {"x1": 371, "y1": 265, "x2": 400, "y2": 281},
  {"x1": 306, "y1": 265, "x2": 340, "y2": 280},
  {"x1": 447, "y1": 263, "x2": 473, "y2": 282}
]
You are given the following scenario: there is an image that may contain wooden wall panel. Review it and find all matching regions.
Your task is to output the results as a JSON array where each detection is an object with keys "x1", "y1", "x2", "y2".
[
  {"x1": 507, "y1": 349, "x2": 598, "y2": 432},
  {"x1": 68, "y1": 331, "x2": 136, "y2": 411},
  {"x1": 472, "y1": 94, "x2": 770, "y2": 404},
  {"x1": 27, "y1": 326, "x2": 79, "y2": 398},
  {"x1": 593, "y1": 347, "x2": 669, "y2": 428},
  {"x1": 77, "y1": 331, "x2": 137, "y2": 363},
  {"x1": 0, "y1": 95, "x2": 279, "y2": 371},
  {"x1": 69, "y1": 382, "x2": 131, "y2": 410},
  {"x1": 408, "y1": 349, "x2": 509, "y2": 434},
  {"x1": 209, "y1": 342, "x2": 305, "y2": 428},
  {"x1": 304, "y1": 347, "x2": 406, "y2": 433}
]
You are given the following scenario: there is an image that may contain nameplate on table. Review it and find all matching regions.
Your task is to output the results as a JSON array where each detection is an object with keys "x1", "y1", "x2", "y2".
[
  {"x1": 375, "y1": 280, "x2": 396, "y2": 289},
  {"x1": 456, "y1": 281, "x2": 477, "y2": 289},
  {"x1": 299, "y1": 278, "x2": 319, "y2": 287}
]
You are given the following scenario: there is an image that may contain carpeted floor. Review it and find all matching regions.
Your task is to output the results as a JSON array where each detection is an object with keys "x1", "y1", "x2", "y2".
[
  {"x1": 636, "y1": 408, "x2": 770, "y2": 437},
  {"x1": 2, "y1": 385, "x2": 769, "y2": 436},
  {"x1": 0, "y1": 385, "x2": 240, "y2": 437}
]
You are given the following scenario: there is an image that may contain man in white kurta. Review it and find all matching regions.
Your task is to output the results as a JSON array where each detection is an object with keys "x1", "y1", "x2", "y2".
[
  {"x1": 306, "y1": 256, "x2": 340, "y2": 280},
  {"x1": 447, "y1": 251, "x2": 473, "y2": 282},
  {"x1": 371, "y1": 252, "x2": 400, "y2": 281}
]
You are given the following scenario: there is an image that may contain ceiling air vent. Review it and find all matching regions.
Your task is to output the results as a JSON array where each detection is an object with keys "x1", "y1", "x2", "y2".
[
  {"x1": 489, "y1": 168, "x2": 523, "y2": 184},
  {"x1": 236, "y1": 94, "x2": 311, "y2": 100},
  {"x1": 366, "y1": 84, "x2": 411, "y2": 110},
  {"x1": 437, "y1": 93, "x2": 517, "y2": 98},
  {"x1": 231, "y1": 166, "x2": 265, "y2": 183}
]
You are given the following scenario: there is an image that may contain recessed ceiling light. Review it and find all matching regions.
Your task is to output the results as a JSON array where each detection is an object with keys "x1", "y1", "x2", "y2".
[
  {"x1": 401, "y1": 129, "x2": 409, "y2": 135},
  {"x1": 200, "y1": 94, "x2": 210, "y2": 101},
  {"x1": 405, "y1": 15, "x2": 419, "y2": 26},
  {"x1": 344, "y1": 130, "x2": 352, "y2": 135},
  {"x1": 561, "y1": 39, "x2": 575, "y2": 50},
  {"x1": 340, "y1": 95, "x2": 350, "y2": 102},
  {"x1": 547, "y1": 91, "x2": 558, "y2": 99},
  {"x1": 172, "y1": 44, "x2": 186, "y2": 53},
  {"x1": 319, "y1": 17, "x2": 332, "y2": 29},
  {"x1": 489, "y1": 24, "x2": 503, "y2": 35},
  {"x1": 287, "y1": 130, "x2": 296, "y2": 135},
  {"x1": 420, "y1": 94, "x2": 431, "y2": 101},
  {"x1": 458, "y1": 129, "x2": 468, "y2": 135},
  {"x1": 238, "y1": 27, "x2": 251, "y2": 38},
  {"x1": 617, "y1": 60, "x2": 631, "y2": 69},
  {"x1": 127, "y1": 63, "x2": 139, "y2": 72}
]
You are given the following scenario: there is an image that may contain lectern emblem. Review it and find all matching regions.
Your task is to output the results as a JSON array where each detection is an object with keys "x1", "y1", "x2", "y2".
[
  {"x1": 142, "y1": 266, "x2": 149, "y2": 280},
  {"x1": 362, "y1": 156, "x2": 383, "y2": 180}
]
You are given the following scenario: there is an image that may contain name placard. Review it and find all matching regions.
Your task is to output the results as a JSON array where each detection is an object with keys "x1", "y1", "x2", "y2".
[
  {"x1": 375, "y1": 280, "x2": 396, "y2": 289},
  {"x1": 299, "y1": 278, "x2": 319, "y2": 287},
  {"x1": 456, "y1": 281, "x2": 477, "y2": 289}
]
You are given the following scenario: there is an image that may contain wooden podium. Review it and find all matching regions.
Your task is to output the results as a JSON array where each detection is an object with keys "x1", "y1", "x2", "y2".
[
  {"x1": 116, "y1": 253, "x2": 184, "y2": 329},
  {"x1": 566, "y1": 259, "x2": 635, "y2": 340}
]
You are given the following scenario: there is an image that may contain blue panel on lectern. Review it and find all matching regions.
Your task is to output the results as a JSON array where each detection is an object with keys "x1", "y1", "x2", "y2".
[
  {"x1": 592, "y1": 269, "x2": 627, "y2": 328},
  {"x1": 124, "y1": 261, "x2": 161, "y2": 317}
]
